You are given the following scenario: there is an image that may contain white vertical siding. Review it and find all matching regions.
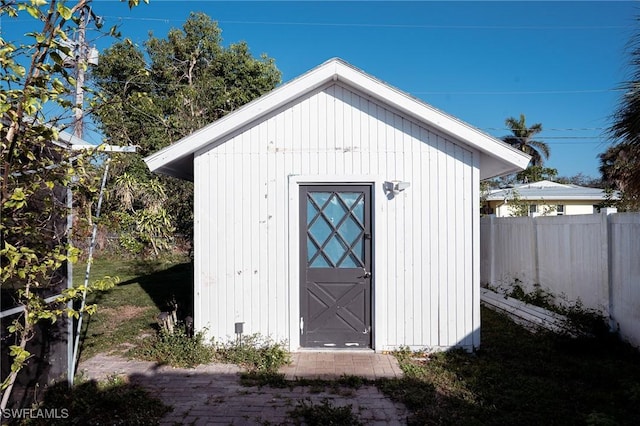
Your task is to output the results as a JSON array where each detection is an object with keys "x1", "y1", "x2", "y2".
[{"x1": 194, "y1": 82, "x2": 478, "y2": 350}]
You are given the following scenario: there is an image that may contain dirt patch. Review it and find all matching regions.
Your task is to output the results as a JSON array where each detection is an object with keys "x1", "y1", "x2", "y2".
[{"x1": 100, "y1": 305, "x2": 150, "y2": 325}]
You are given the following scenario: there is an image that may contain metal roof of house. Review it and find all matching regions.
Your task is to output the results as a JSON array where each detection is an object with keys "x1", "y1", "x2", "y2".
[
  {"x1": 486, "y1": 180, "x2": 618, "y2": 201},
  {"x1": 145, "y1": 58, "x2": 530, "y2": 181}
]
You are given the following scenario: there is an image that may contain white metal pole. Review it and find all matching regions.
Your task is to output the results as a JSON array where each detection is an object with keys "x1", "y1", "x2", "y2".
[{"x1": 70, "y1": 159, "x2": 110, "y2": 381}]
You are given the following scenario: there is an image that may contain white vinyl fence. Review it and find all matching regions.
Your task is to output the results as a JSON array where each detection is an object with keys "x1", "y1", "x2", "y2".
[{"x1": 481, "y1": 211, "x2": 640, "y2": 348}]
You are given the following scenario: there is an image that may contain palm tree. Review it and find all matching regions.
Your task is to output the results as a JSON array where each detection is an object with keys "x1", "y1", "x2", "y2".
[
  {"x1": 608, "y1": 17, "x2": 640, "y2": 198},
  {"x1": 599, "y1": 144, "x2": 640, "y2": 211},
  {"x1": 503, "y1": 114, "x2": 550, "y2": 166},
  {"x1": 599, "y1": 144, "x2": 634, "y2": 193}
]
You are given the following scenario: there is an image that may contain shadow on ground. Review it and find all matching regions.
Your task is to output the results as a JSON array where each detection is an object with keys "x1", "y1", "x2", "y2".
[
  {"x1": 36, "y1": 355, "x2": 418, "y2": 425},
  {"x1": 75, "y1": 260, "x2": 193, "y2": 363},
  {"x1": 118, "y1": 261, "x2": 194, "y2": 320}
]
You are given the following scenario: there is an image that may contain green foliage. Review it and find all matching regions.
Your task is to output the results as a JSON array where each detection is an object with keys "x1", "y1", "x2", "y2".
[
  {"x1": 0, "y1": 0, "x2": 147, "y2": 410},
  {"x1": 117, "y1": 234, "x2": 145, "y2": 255},
  {"x1": 131, "y1": 327, "x2": 290, "y2": 372},
  {"x1": 516, "y1": 165, "x2": 558, "y2": 184},
  {"x1": 504, "y1": 189, "x2": 556, "y2": 217},
  {"x1": 503, "y1": 114, "x2": 550, "y2": 166},
  {"x1": 598, "y1": 144, "x2": 640, "y2": 211},
  {"x1": 562, "y1": 300, "x2": 611, "y2": 338},
  {"x1": 507, "y1": 281, "x2": 556, "y2": 311},
  {"x1": 556, "y1": 172, "x2": 603, "y2": 188},
  {"x1": 505, "y1": 189, "x2": 531, "y2": 217},
  {"x1": 106, "y1": 172, "x2": 175, "y2": 256},
  {"x1": 213, "y1": 333, "x2": 291, "y2": 373},
  {"x1": 75, "y1": 257, "x2": 192, "y2": 360},
  {"x1": 132, "y1": 326, "x2": 214, "y2": 368},
  {"x1": 608, "y1": 17, "x2": 640, "y2": 201},
  {"x1": 506, "y1": 280, "x2": 610, "y2": 337},
  {"x1": 92, "y1": 12, "x2": 281, "y2": 246},
  {"x1": 289, "y1": 398, "x2": 363, "y2": 426}
]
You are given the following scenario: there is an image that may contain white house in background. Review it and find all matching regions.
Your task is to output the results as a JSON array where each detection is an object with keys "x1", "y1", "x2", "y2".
[
  {"x1": 484, "y1": 180, "x2": 618, "y2": 217},
  {"x1": 144, "y1": 58, "x2": 530, "y2": 352}
]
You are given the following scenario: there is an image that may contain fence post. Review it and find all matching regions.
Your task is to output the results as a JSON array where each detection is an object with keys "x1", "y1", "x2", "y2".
[
  {"x1": 601, "y1": 208, "x2": 617, "y2": 330},
  {"x1": 532, "y1": 215, "x2": 540, "y2": 286},
  {"x1": 489, "y1": 214, "x2": 495, "y2": 285}
]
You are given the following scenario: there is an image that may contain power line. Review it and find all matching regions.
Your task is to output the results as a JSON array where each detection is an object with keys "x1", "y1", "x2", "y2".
[
  {"x1": 4, "y1": 15, "x2": 625, "y2": 31},
  {"x1": 97, "y1": 16, "x2": 631, "y2": 31},
  {"x1": 92, "y1": 76, "x2": 624, "y2": 97},
  {"x1": 536, "y1": 137, "x2": 606, "y2": 140},
  {"x1": 419, "y1": 89, "x2": 624, "y2": 95},
  {"x1": 483, "y1": 127, "x2": 607, "y2": 132}
]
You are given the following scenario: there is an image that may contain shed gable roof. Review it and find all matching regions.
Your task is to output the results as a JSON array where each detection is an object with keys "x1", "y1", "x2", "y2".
[{"x1": 145, "y1": 58, "x2": 530, "y2": 180}]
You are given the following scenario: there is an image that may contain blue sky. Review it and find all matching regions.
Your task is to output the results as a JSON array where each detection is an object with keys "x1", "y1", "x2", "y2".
[{"x1": 2, "y1": 1, "x2": 637, "y2": 178}]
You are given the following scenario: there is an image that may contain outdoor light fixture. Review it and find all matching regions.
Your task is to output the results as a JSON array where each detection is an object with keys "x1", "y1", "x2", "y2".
[{"x1": 384, "y1": 180, "x2": 411, "y2": 196}]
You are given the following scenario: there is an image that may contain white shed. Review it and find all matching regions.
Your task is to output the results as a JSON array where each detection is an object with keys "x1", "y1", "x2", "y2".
[{"x1": 145, "y1": 58, "x2": 529, "y2": 352}]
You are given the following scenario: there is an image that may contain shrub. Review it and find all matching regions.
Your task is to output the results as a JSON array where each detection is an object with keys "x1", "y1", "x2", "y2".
[
  {"x1": 132, "y1": 326, "x2": 214, "y2": 368},
  {"x1": 505, "y1": 280, "x2": 610, "y2": 337},
  {"x1": 507, "y1": 281, "x2": 556, "y2": 311},
  {"x1": 213, "y1": 333, "x2": 290, "y2": 373}
]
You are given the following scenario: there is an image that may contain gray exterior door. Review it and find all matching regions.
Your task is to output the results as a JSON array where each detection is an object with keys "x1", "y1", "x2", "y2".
[{"x1": 299, "y1": 185, "x2": 372, "y2": 348}]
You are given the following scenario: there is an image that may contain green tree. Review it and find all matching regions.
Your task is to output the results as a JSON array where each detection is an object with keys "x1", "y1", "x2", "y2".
[
  {"x1": 505, "y1": 190, "x2": 530, "y2": 217},
  {"x1": 599, "y1": 144, "x2": 640, "y2": 211},
  {"x1": 1, "y1": 0, "x2": 146, "y2": 410},
  {"x1": 503, "y1": 114, "x2": 550, "y2": 166},
  {"x1": 516, "y1": 165, "x2": 558, "y2": 184},
  {"x1": 556, "y1": 172, "x2": 602, "y2": 188},
  {"x1": 608, "y1": 17, "x2": 640, "y2": 200},
  {"x1": 91, "y1": 12, "x2": 281, "y2": 252}
]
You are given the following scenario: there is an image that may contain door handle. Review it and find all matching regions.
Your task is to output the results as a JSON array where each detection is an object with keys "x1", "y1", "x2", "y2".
[{"x1": 361, "y1": 268, "x2": 372, "y2": 278}]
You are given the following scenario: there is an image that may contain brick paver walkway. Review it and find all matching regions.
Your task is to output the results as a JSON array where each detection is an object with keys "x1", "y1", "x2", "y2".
[{"x1": 80, "y1": 352, "x2": 408, "y2": 425}]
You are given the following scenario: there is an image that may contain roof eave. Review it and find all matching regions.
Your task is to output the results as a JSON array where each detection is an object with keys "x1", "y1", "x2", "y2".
[{"x1": 144, "y1": 58, "x2": 531, "y2": 179}]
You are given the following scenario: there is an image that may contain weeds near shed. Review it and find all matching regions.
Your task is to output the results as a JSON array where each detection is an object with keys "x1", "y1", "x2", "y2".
[
  {"x1": 507, "y1": 281, "x2": 556, "y2": 311},
  {"x1": 506, "y1": 280, "x2": 610, "y2": 337},
  {"x1": 289, "y1": 398, "x2": 363, "y2": 426},
  {"x1": 214, "y1": 333, "x2": 290, "y2": 373},
  {"x1": 132, "y1": 326, "x2": 214, "y2": 368}
]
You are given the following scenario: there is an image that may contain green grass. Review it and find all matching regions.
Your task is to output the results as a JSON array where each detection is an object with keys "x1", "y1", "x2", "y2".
[
  {"x1": 379, "y1": 307, "x2": 640, "y2": 425},
  {"x1": 73, "y1": 256, "x2": 192, "y2": 361}
]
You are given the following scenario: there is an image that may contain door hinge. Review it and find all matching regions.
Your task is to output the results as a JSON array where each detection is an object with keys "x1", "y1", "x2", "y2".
[{"x1": 299, "y1": 317, "x2": 304, "y2": 334}]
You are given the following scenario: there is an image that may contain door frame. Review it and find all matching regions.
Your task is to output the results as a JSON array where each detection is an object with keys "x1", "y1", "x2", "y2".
[
  {"x1": 287, "y1": 175, "x2": 388, "y2": 351},
  {"x1": 299, "y1": 184, "x2": 373, "y2": 348}
]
